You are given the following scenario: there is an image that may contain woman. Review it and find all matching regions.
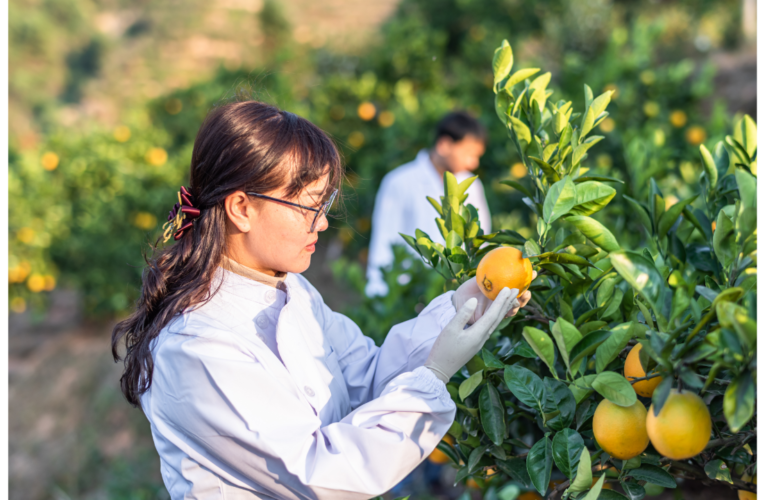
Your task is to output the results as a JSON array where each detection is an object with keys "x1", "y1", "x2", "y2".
[{"x1": 112, "y1": 100, "x2": 533, "y2": 499}]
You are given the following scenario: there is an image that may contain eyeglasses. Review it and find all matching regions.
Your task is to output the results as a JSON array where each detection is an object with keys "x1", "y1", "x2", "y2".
[{"x1": 247, "y1": 188, "x2": 338, "y2": 232}]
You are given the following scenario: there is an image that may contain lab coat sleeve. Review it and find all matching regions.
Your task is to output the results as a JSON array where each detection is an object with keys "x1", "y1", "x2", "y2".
[
  {"x1": 149, "y1": 332, "x2": 456, "y2": 500},
  {"x1": 300, "y1": 275, "x2": 457, "y2": 406},
  {"x1": 365, "y1": 173, "x2": 405, "y2": 297}
]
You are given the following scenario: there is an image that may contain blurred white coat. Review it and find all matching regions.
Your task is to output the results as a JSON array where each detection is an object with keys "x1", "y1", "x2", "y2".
[{"x1": 141, "y1": 267, "x2": 457, "y2": 499}]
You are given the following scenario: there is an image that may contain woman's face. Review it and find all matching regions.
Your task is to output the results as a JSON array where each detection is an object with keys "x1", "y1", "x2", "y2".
[{"x1": 224, "y1": 173, "x2": 332, "y2": 276}]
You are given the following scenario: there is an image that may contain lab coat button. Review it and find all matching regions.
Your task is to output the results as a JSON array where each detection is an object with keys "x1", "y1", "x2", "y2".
[
  {"x1": 256, "y1": 315, "x2": 268, "y2": 328},
  {"x1": 265, "y1": 290, "x2": 277, "y2": 303},
  {"x1": 304, "y1": 386, "x2": 315, "y2": 397}
]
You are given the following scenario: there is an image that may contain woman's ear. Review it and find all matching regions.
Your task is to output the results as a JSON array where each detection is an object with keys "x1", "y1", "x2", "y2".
[{"x1": 224, "y1": 191, "x2": 253, "y2": 233}]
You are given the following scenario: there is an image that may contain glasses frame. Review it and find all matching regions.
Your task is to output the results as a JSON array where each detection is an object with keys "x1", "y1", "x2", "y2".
[{"x1": 246, "y1": 188, "x2": 338, "y2": 232}]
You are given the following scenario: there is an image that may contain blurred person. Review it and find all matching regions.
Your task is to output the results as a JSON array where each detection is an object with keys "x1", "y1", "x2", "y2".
[
  {"x1": 366, "y1": 111, "x2": 492, "y2": 297},
  {"x1": 111, "y1": 100, "x2": 532, "y2": 500}
]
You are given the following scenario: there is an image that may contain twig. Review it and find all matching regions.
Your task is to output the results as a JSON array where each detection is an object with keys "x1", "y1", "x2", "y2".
[
  {"x1": 664, "y1": 459, "x2": 757, "y2": 493},
  {"x1": 704, "y1": 430, "x2": 756, "y2": 450},
  {"x1": 627, "y1": 372, "x2": 663, "y2": 384}
]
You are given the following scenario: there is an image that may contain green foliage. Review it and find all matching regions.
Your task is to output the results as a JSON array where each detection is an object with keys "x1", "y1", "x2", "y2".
[{"x1": 410, "y1": 40, "x2": 757, "y2": 498}]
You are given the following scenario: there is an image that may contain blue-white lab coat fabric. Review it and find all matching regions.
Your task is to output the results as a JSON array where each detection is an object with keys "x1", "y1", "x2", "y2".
[{"x1": 140, "y1": 268, "x2": 457, "y2": 499}]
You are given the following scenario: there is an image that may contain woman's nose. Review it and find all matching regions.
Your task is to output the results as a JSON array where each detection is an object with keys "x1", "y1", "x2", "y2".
[{"x1": 314, "y1": 212, "x2": 330, "y2": 232}]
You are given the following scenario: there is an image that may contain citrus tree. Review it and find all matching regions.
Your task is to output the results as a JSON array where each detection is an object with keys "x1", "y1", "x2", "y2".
[{"x1": 402, "y1": 40, "x2": 757, "y2": 499}]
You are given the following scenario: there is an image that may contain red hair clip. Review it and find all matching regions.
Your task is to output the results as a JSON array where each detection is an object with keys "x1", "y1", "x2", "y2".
[{"x1": 162, "y1": 186, "x2": 201, "y2": 242}]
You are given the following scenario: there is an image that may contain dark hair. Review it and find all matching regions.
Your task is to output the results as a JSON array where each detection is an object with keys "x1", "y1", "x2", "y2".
[
  {"x1": 111, "y1": 100, "x2": 343, "y2": 407},
  {"x1": 433, "y1": 111, "x2": 488, "y2": 144}
]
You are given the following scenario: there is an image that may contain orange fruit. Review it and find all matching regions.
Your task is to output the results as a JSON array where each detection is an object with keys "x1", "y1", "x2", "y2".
[
  {"x1": 669, "y1": 110, "x2": 688, "y2": 128},
  {"x1": 466, "y1": 478, "x2": 480, "y2": 489},
  {"x1": 428, "y1": 435, "x2": 454, "y2": 465},
  {"x1": 476, "y1": 246, "x2": 533, "y2": 300},
  {"x1": 593, "y1": 399, "x2": 649, "y2": 460},
  {"x1": 739, "y1": 473, "x2": 756, "y2": 500},
  {"x1": 646, "y1": 389, "x2": 712, "y2": 460},
  {"x1": 624, "y1": 344, "x2": 663, "y2": 397}
]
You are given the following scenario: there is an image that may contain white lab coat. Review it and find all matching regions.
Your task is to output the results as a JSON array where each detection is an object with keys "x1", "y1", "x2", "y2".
[
  {"x1": 141, "y1": 267, "x2": 458, "y2": 499},
  {"x1": 366, "y1": 149, "x2": 492, "y2": 296}
]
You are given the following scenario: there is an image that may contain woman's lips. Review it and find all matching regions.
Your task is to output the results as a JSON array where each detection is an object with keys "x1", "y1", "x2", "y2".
[{"x1": 306, "y1": 240, "x2": 318, "y2": 252}]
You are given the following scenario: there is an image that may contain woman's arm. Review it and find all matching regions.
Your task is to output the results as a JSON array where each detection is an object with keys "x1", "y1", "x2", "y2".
[
  {"x1": 298, "y1": 274, "x2": 456, "y2": 407},
  {"x1": 147, "y1": 331, "x2": 455, "y2": 500}
]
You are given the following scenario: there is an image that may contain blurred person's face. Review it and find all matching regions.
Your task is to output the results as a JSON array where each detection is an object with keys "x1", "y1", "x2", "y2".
[
  {"x1": 224, "y1": 172, "x2": 331, "y2": 275},
  {"x1": 433, "y1": 134, "x2": 486, "y2": 174}
]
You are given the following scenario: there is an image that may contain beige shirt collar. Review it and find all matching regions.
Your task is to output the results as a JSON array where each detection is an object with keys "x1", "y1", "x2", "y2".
[{"x1": 221, "y1": 255, "x2": 287, "y2": 290}]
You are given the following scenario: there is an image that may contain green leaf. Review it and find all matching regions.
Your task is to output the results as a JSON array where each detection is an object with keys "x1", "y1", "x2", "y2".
[
  {"x1": 735, "y1": 168, "x2": 757, "y2": 210},
  {"x1": 623, "y1": 195, "x2": 653, "y2": 234},
  {"x1": 496, "y1": 458, "x2": 533, "y2": 489},
  {"x1": 492, "y1": 40, "x2": 514, "y2": 86},
  {"x1": 597, "y1": 490, "x2": 629, "y2": 500},
  {"x1": 508, "y1": 115, "x2": 532, "y2": 144},
  {"x1": 596, "y1": 322, "x2": 637, "y2": 373},
  {"x1": 716, "y1": 301, "x2": 756, "y2": 350},
  {"x1": 569, "y1": 181, "x2": 616, "y2": 217},
  {"x1": 479, "y1": 384, "x2": 506, "y2": 446},
  {"x1": 569, "y1": 329, "x2": 611, "y2": 368},
  {"x1": 569, "y1": 447, "x2": 593, "y2": 492},
  {"x1": 700, "y1": 144, "x2": 719, "y2": 190},
  {"x1": 445, "y1": 230, "x2": 463, "y2": 250},
  {"x1": 500, "y1": 179, "x2": 533, "y2": 198},
  {"x1": 580, "y1": 106, "x2": 596, "y2": 139},
  {"x1": 526, "y1": 436, "x2": 553, "y2": 496},
  {"x1": 734, "y1": 114, "x2": 757, "y2": 158},
  {"x1": 505, "y1": 67, "x2": 541, "y2": 91},
  {"x1": 621, "y1": 480, "x2": 646, "y2": 500},
  {"x1": 724, "y1": 371, "x2": 755, "y2": 433},
  {"x1": 592, "y1": 372, "x2": 638, "y2": 407},
  {"x1": 582, "y1": 474, "x2": 606, "y2": 500},
  {"x1": 550, "y1": 318, "x2": 583, "y2": 369},
  {"x1": 544, "y1": 378, "x2": 576, "y2": 431},
  {"x1": 574, "y1": 175, "x2": 624, "y2": 184},
  {"x1": 657, "y1": 195, "x2": 698, "y2": 239},
  {"x1": 650, "y1": 377, "x2": 673, "y2": 416},
  {"x1": 522, "y1": 326, "x2": 557, "y2": 377},
  {"x1": 504, "y1": 365, "x2": 545, "y2": 411},
  {"x1": 459, "y1": 370, "x2": 483, "y2": 401},
  {"x1": 572, "y1": 136, "x2": 604, "y2": 165},
  {"x1": 426, "y1": 196, "x2": 443, "y2": 217},
  {"x1": 713, "y1": 209, "x2": 736, "y2": 269},
  {"x1": 566, "y1": 215, "x2": 621, "y2": 252},
  {"x1": 600, "y1": 288, "x2": 624, "y2": 319},
  {"x1": 590, "y1": 91, "x2": 613, "y2": 119},
  {"x1": 610, "y1": 251, "x2": 665, "y2": 313},
  {"x1": 552, "y1": 429, "x2": 584, "y2": 479},
  {"x1": 468, "y1": 444, "x2": 489, "y2": 472},
  {"x1": 544, "y1": 176, "x2": 577, "y2": 223},
  {"x1": 481, "y1": 348, "x2": 505, "y2": 370},
  {"x1": 704, "y1": 460, "x2": 733, "y2": 484},
  {"x1": 529, "y1": 155, "x2": 561, "y2": 182},
  {"x1": 626, "y1": 464, "x2": 677, "y2": 488}
]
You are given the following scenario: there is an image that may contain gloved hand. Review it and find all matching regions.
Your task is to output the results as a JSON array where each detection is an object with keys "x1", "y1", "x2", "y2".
[
  {"x1": 425, "y1": 287, "x2": 517, "y2": 384},
  {"x1": 452, "y1": 271, "x2": 537, "y2": 325}
]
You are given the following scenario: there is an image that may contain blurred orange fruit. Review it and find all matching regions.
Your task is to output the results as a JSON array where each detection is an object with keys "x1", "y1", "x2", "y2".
[
  {"x1": 145, "y1": 147, "x2": 168, "y2": 166},
  {"x1": 27, "y1": 274, "x2": 46, "y2": 293},
  {"x1": 669, "y1": 110, "x2": 687, "y2": 128},
  {"x1": 357, "y1": 102, "x2": 376, "y2": 121},
  {"x1": 476, "y1": 246, "x2": 533, "y2": 300},
  {"x1": 378, "y1": 111, "x2": 395, "y2": 127},
  {"x1": 646, "y1": 389, "x2": 711, "y2": 460},
  {"x1": 624, "y1": 344, "x2": 663, "y2": 397},
  {"x1": 685, "y1": 126, "x2": 707, "y2": 146},
  {"x1": 518, "y1": 492, "x2": 543, "y2": 500},
  {"x1": 593, "y1": 399, "x2": 649, "y2": 460},
  {"x1": 41, "y1": 152, "x2": 59, "y2": 171},
  {"x1": 428, "y1": 435, "x2": 454, "y2": 465},
  {"x1": 114, "y1": 126, "x2": 131, "y2": 142}
]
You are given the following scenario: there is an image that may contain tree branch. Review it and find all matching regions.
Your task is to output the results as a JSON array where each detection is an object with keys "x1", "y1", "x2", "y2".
[{"x1": 704, "y1": 430, "x2": 756, "y2": 450}]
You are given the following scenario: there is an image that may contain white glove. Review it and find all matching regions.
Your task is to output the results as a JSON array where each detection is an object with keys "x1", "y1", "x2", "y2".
[
  {"x1": 452, "y1": 273, "x2": 537, "y2": 325},
  {"x1": 425, "y1": 287, "x2": 518, "y2": 384}
]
